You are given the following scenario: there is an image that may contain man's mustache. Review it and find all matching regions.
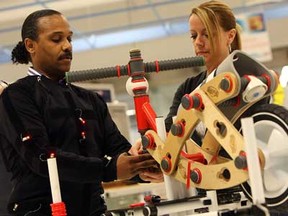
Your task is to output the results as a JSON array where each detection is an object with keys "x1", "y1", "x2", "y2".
[{"x1": 59, "y1": 52, "x2": 72, "y2": 60}]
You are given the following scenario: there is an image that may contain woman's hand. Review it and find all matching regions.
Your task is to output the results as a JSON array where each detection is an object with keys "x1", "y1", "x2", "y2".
[
  {"x1": 139, "y1": 167, "x2": 164, "y2": 183},
  {"x1": 0, "y1": 80, "x2": 8, "y2": 95},
  {"x1": 128, "y1": 137, "x2": 143, "y2": 155}
]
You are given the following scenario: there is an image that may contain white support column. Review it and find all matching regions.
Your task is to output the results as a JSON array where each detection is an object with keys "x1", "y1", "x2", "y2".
[{"x1": 241, "y1": 117, "x2": 265, "y2": 205}]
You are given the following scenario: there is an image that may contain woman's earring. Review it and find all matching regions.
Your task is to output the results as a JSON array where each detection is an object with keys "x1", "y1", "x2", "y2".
[{"x1": 228, "y1": 44, "x2": 232, "y2": 53}]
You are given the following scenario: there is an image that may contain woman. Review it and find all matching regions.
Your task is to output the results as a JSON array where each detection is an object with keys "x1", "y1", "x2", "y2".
[
  {"x1": 165, "y1": 0, "x2": 242, "y2": 132},
  {"x1": 0, "y1": 80, "x2": 8, "y2": 94}
]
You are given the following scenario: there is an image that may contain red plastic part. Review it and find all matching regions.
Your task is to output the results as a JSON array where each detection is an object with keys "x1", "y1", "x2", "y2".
[
  {"x1": 261, "y1": 73, "x2": 271, "y2": 90},
  {"x1": 50, "y1": 202, "x2": 67, "y2": 216},
  {"x1": 240, "y1": 151, "x2": 248, "y2": 171},
  {"x1": 142, "y1": 102, "x2": 157, "y2": 132},
  {"x1": 133, "y1": 95, "x2": 157, "y2": 133},
  {"x1": 174, "y1": 120, "x2": 185, "y2": 137},
  {"x1": 192, "y1": 168, "x2": 202, "y2": 184},
  {"x1": 155, "y1": 60, "x2": 160, "y2": 73},
  {"x1": 161, "y1": 156, "x2": 172, "y2": 173},
  {"x1": 186, "y1": 160, "x2": 192, "y2": 188},
  {"x1": 193, "y1": 93, "x2": 203, "y2": 110},
  {"x1": 181, "y1": 151, "x2": 206, "y2": 164},
  {"x1": 183, "y1": 94, "x2": 193, "y2": 110},
  {"x1": 129, "y1": 202, "x2": 145, "y2": 208},
  {"x1": 116, "y1": 65, "x2": 121, "y2": 78},
  {"x1": 134, "y1": 95, "x2": 152, "y2": 133},
  {"x1": 223, "y1": 75, "x2": 233, "y2": 93},
  {"x1": 144, "y1": 195, "x2": 161, "y2": 204},
  {"x1": 145, "y1": 133, "x2": 156, "y2": 149}
]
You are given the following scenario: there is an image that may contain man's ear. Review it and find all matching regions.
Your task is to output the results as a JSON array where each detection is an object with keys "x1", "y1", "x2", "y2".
[{"x1": 24, "y1": 38, "x2": 35, "y2": 54}]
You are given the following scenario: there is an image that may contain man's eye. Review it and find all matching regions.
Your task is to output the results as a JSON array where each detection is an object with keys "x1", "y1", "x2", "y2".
[{"x1": 52, "y1": 38, "x2": 61, "y2": 43}]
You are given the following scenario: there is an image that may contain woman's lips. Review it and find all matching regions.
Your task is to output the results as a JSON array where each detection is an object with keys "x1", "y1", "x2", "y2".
[{"x1": 196, "y1": 51, "x2": 208, "y2": 56}]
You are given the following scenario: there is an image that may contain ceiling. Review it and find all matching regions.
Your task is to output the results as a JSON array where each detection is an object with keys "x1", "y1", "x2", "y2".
[{"x1": 1, "y1": 0, "x2": 288, "y2": 64}]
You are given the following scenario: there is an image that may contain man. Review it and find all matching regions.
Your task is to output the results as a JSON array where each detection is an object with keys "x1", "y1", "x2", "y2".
[
  {"x1": 0, "y1": 9, "x2": 162, "y2": 216},
  {"x1": 0, "y1": 80, "x2": 12, "y2": 215}
]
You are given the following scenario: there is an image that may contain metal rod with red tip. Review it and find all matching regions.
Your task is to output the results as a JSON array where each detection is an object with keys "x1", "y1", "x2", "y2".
[{"x1": 47, "y1": 153, "x2": 67, "y2": 216}]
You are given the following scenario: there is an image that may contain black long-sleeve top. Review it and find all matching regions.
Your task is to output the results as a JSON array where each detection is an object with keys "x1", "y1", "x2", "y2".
[
  {"x1": 165, "y1": 72, "x2": 206, "y2": 131},
  {"x1": 0, "y1": 74, "x2": 131, "y2": 215}
]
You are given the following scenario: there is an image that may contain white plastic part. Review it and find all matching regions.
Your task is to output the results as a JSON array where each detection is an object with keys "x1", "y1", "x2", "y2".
[
  {"x1": 262, "y1": 129, "x2": 288, "y2": 193},
  {"x1": 47, "y1": 157, "x2": 62, "y2": 203},
  {"x1": 241, "y1": 117, "x2": 266, "y2": 205},
  {"x1": 125, "y1": 76, "x2": 149, "y2": 96},
  {"x1": 155, "y1": 116, "x2": 180, "y2": 201},
  {"x1": 242, "y1": 76, "x2": 267, "y2": 103},
  {"x1": 156, "y1": 116, "x2": 196, "y2": 216}
]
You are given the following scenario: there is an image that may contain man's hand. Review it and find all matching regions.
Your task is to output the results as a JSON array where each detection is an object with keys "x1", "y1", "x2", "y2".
[
  {"x1": 126, "y1": 138, "x2": 164, "y2": 183},
  {"x1": 117, "y1": 152, "x2": 159, "y2": 180}
]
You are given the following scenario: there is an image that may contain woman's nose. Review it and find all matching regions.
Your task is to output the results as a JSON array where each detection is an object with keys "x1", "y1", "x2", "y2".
[{"x1": 195, "y1": 36, "x2": 204, "y2": 47}]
